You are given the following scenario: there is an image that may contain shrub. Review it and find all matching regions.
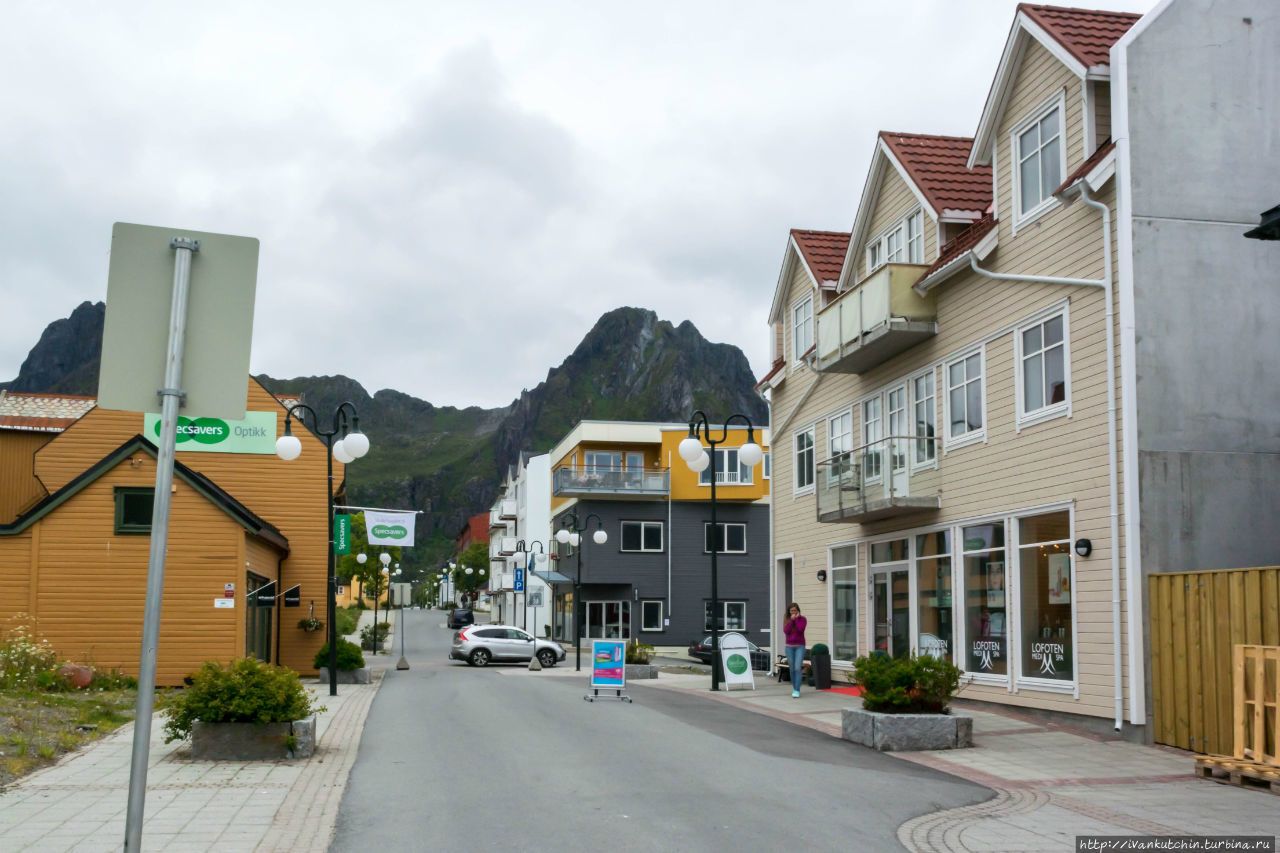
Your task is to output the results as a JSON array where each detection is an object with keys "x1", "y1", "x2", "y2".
[
  {"x1": 852, "y1": 653, "x2": 961, "y2": 714},
  {"x1": 0, "y1": 622, "x2": 60, "y2": 690},
  {"x1": 360, "y1": 622, "x2": 391, "y2": 649},
  {"x1": 162, "y1": 658, "x2": 322, "y2": 743},
  {"x1": 313, "y1": 639, "x2": 365, "y2": 672},
  {"x1": 625, "y1": 641, "x2": 655, "y2": 665},
  {"x1": 335, "y1": 607, "x2": 360, "y2": 637}
]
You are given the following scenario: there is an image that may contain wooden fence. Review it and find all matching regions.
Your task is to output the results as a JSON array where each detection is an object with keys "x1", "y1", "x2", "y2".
[{"x1": 1149, "y1": 566, "x2": 1280, "y2": 753}]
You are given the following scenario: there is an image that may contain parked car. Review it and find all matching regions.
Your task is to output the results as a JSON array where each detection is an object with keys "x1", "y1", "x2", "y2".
[
  {"x1": 450, "y1": 625, "x2": 566, "y2": 668},
  {"x1": 447, "y1": 608, "x2": 474, "y2": 629},
  {"x1": 687, "y1": 635, "x2": 770, "y2": 671}
]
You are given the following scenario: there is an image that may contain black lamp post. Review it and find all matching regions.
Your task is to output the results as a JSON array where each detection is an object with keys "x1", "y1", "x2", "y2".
[
  {"x1": 513, "y1": 540, "x2": 548, "y2": 636},
  {"x1": 555, "y1": 512, "x2": 608, "y2": 671},
  {"x1": 677, "y1": 411, "x2": 764, "y2": 691},
  {"x1": 275, "y1": 402, "x2": 371, "y2": 697}
]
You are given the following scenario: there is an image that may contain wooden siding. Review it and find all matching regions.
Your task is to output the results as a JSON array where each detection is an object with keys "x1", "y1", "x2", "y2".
[
  {"x1": 768, "y1": 40, "x2": 1130, "y2": 720},
  {"x1": 0, "y1": 431, "x2": 54, "y2": 523},
  {"x1": 1149, "y1": 567, "x2": 1280, "y2": 754},
  {"x1": 855, "y1": 165, "x2": 940, "y2": 283},
  {"x1": 19, "y1": 378, "x2": 332, "y2": 677},
  {"x1": 0, "y1": 531, "x2": 32, "y2": 618}
]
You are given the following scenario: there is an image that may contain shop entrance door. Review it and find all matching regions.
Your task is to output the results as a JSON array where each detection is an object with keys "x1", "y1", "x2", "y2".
[{"x1": 872, "y1": 569, "x2": 910, "y2": 659}]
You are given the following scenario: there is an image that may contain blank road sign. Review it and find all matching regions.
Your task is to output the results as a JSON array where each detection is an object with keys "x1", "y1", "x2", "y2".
[{"x1": 98, "y1": 222, "x2": 259, "y2": 420}]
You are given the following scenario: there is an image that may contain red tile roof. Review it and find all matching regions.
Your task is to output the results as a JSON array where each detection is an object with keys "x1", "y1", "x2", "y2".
[
  {"x1": 1054, "y1": 139, "x2": 1116, "y2": 195},
  {"x1": 754, "y1": 356, "x2": 786, "y2": 391},
  {"x1": 879, "y1": 132, "x2": 992, "y2": 217},
  {"x1": 790, "y1": 229, "x2": 849, "y2": 286},
  {"x1": 915, "y1": 214, "x2": 998, "y2": 285},
  {"x1": 0, "y1": 391, "x2": 96, "y2": 432},
  {"x1": 1019, "y1": 4, "x2": 1141, "y2": 68}
]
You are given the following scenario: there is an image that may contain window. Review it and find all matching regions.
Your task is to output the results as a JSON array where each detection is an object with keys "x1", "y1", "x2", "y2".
[
  {"x1": 946, "y1": 351, "x2": 984, "y2": 443},
  {"x1": 1019, "y1": 313, "x2": 1068, "y2": 422},
  {"x1": 915, "y1": 530, "x2": 952, "y2": 663},
  {"x1": 620, "y1": 521, "x2": 663, "y2": 553},
  {"x1": 699, "y1": 448, "x2": 752, "y2": 486},
  {"x1": 1018, "y1": 511, "x2": 1073, "y2": 682},
  {"x1": 830, "y1": 409, "x2": 854, "y2": 486},
  {"x1": 862, "y1": 396, "x2": 882, "y2": 481},
  {"x1": 114, "y1": 487, "x2": 154, "y2": 535},
  {"x1": 584, "y1": 450, "x2": 621, "y2": 474},
  {"x1": 962, "y1": 523, "x2": 1007, "y2": 677},
  {"x1": 830, "y1": 544, "x2": 858, "y2": 662},
  {"x1": 867, "y1": 209, "x2": 926, "y2": 271},
  {"x1": 792, "y1": 295, "x2": 813, "y2": 360},
  {"x1": 912, "y1": 370, "x2": 937, "y2": 465},
  {"x1": 705, "y1": 601, "x2": 746, "y2": 631},
  {"x1": 641, "y1": 601, "x2": 664, "y2": 632},
  {"x1": 1014, "y1": 99, "x2": 1064, "y2": 220},
  {"x1": 793, "y1": 428, "x2": 815, "y2": 492},
  {"x1": 887, "y1": 385, "x2": 908, "y2": 474},
  {"x1": 586, "y1": 601, "x2": 630, "y2": 639},
  {"x1": 704, "y1": 522, "x2": 747, "y2": 554},
  {"x1": 763, "y1": 452, "x2": 771, "y2": 480}
]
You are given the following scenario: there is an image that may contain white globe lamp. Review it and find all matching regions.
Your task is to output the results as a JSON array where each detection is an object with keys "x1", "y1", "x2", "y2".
[
  {"x1": 343, "y1": 430, "x2": 370, "y2": 458},
  {"x1": 739, "y1": 440, "x2": 764, "y2": 468},
  {"x1": 333, "y1": 440, "x2": 355, "y2": 464},
  {"x1": 688, "y1": 451, "x2": 711, "y2": 473},
  {"x1": 593, "y1": 529, "x2": 607, "y2": 545},
  {"x1": 275, "y1": 434, "x2": 302, "y2": 461},
  {"x1": 555, "y1": 528, "x2": 571, "y2": 544},
  {"x1": 380, "y1": 552, "x2": 391, "y2": 567},
  {"x1": 678, "y1": 435, "x2": 703, "y2": 462}
]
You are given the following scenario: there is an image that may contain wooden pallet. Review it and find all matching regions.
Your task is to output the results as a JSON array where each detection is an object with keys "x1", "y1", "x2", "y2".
[{"x1": 1195, "y1": 755, "x2": 1280, "y2": 794}]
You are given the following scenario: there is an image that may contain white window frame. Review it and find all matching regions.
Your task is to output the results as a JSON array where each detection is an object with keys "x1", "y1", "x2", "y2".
[
  {"x1": 910, "y1": 368, "x2": 938, "y2": 470},
  {"x1": 861, "y1": 396, "x2": 883, "y2": 484},
  {"x1": 943, "y1": 347, "x2": 986, "y2": 451},
  {"x1": 1010, "y1": 92, "x2": 1067, "y2": 232},
  {"x1": 619, "y1": 520, "x2": 663, "y2": 553},
  {"x1": 792, "y1": 294, "x2": 814, "y2": 363},
  {"x1": 793, "y1": 427, "x2": 815, "y2": 495},
  {"x1": 705, "y1": 600, "x2": 747, "y2": 632},
  {"x1": 699, "y1": 448, "x2": 752, "y2": 486},
  {"x1": 641, "y1": 600, "x2": 664, "y2": 632},
  {"x1": 704, "y1": 522, "x2": 747, "y2": 554},
  {"x1": 1010, "y1": 504, "x2": 1078, "y2": 696},
  {"x1": 1015, "y1": 305, "x2": 1072, "y2": 430},
  {"x1": 828, "y1": 541, "x2": 859, "y2": 664},
  {"x1": 866, "y1": 207, "x2": 925, "y2": 272},
  {"x1": 763, "y1": 451, "x2": 771, "y2": 480}
]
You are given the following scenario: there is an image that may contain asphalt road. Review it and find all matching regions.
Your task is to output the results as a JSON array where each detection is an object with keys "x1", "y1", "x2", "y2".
[{"x1": 331, "y1": 610, "x2": 990, "y2": 852}]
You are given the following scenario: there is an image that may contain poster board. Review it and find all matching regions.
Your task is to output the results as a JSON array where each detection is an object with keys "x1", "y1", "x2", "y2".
[
  {"x1": 719, "y1": 632, "x2": 756, "y2": 690},
  {"x1": 590, "y1": 640, "x2": 626, "y2": 689}
]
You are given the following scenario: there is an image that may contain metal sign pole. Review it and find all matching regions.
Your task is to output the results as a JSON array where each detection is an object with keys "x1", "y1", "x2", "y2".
[{"x1": 124, "y1": 237, "x2": 198, "y2": 852}]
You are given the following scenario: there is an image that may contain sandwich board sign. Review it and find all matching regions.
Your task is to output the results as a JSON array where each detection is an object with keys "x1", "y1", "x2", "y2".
[
  {"x1": 719, "y1": 632, "x2": 756, "y2": 691},
  {"x1": 585, "y1": 639, "x2": 632, "y2": 703}
]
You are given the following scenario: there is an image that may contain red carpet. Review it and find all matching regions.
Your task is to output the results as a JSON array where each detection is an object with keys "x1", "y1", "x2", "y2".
[{"x1": 822, "y1": 685, "x2": 864, "y2": 696}]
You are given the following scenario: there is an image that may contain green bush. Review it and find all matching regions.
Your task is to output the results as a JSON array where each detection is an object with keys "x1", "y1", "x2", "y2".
[
  {"x1": 810, "y1": 643, "x2": 830, "y2": 657},
  {"x1": 625, "y1": 641, "x2": 655, "y2": 665},
  {"x1": 852, "y1": 653, "x2": 961, "y2": 714},
  {"x1": 360, "y1": 622, "x2": 391, "y2": 649},
  {"x1": 335, "y1": 607, "x2": 360, "y2": 637},
  {"x1": 313, "y1": 639, "x2": 365, "y2": 671},
  {"x1": 162, "y1": 658, "x2": 323, "y2": 743},
  {"x1": 0, "y1": 624, "x2": 60, "y2": 690}
]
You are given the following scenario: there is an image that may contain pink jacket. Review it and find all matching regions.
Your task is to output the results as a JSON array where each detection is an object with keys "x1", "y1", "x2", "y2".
[{"x1": 783, "y1": 616, "x2": 807, "y2": 646}]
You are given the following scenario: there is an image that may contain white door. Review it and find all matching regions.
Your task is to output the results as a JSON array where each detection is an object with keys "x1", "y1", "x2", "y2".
[{"x1": 887, "y1": 384, "x2": 909, "y2": 498}]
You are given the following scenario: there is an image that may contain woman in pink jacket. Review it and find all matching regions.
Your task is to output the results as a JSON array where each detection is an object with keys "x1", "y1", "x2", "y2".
[{"x1": 783, "y1": 603, "x2": 807, "y2": 698}]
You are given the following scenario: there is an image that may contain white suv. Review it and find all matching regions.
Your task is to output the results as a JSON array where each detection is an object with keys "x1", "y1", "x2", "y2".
[{"x1": 450, "y1": 625, "x2": 566, "y2": 668}]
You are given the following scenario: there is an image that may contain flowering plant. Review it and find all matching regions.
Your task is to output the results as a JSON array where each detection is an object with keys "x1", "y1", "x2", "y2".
[{"x1": 297, "y1": 617, "x2": 324, "y2": 632}]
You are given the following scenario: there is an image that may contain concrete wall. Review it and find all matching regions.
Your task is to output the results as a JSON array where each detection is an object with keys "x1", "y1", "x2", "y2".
[{"x1": 1124, "y1": 1, "x2": 1280, "y2": 573}]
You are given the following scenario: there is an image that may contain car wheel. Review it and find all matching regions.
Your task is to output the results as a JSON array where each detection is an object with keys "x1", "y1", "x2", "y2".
[
  {"x1": 469, "y1": 648, "x2": 491, "y2": 667},
  {"x1": 537, "y1": 650, "x2": 556, "y2": 669}
]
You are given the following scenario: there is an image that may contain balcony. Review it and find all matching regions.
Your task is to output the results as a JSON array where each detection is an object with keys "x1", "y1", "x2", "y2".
[
  {"x1": 489, "y1": 571, "x2": 512, "y2": 592},
  {"x1": 496, "y1": 536, "x2": 518, "y2": 556},
  {"x1": 552, "y1": 465, "x2": 670, "y2": 499},
  {"x1": 498, "y1": 499, "x2": 517, "y2": 520},
  {"x1": 814, "y1": 263, "x2": 935, "y2": 374},
  {"x1": 815, "y1": 436, "x2": 941, "y2": 523}
]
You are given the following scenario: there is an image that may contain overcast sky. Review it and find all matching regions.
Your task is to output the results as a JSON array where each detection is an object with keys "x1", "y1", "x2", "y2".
[{"x1": 1, "y1": 0, "x2": 1152, "y2": 409}]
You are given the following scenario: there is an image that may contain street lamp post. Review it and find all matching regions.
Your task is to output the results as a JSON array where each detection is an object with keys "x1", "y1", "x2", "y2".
[
  {"x1": 677, "y1": 411, "x2": 763, "y2": 691},
  {"x1": 513, "y1": 540, "x2": 547, "y2": 637},
  {"x1": 380, "y1": 552, "x2": 393, "y2": 654},
  {"x1": 275, "y1": 402, "x2": 371, "y2": 697},
  {"x1": 555, "y1": 513, "x2": 608, "y2": 672}
]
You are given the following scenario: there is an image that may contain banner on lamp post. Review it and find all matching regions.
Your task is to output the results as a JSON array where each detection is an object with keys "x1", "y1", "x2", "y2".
[
  {"x1": 333, "y1": 514, "x2": 351, "y2": 554},
  {"x1": 365, "y1": 510, "x2": 416, "y2": 547}
]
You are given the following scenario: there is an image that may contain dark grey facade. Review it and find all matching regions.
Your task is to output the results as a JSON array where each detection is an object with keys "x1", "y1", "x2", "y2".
[{"x1": 550, "y1": 499, "x2": 771, "y2": 649}]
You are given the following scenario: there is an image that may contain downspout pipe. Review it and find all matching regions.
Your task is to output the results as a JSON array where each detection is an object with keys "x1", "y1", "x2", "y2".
[{"x1": 966, "y1": 182, "x2": 1123, "y2": 732}]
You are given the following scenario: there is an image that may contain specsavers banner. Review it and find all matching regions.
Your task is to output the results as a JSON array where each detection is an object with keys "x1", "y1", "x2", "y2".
[
  {"x1": 144, "y1": 411, "x2": 277, "y2": 454},
  {"x1": 364, "y1": 510, "x2": 416, "y2": 547}
]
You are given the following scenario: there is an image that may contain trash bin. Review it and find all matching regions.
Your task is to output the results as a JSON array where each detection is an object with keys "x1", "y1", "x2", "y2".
[{"x1": 810, "y1": 643, "x2": 832, "y2": 690}]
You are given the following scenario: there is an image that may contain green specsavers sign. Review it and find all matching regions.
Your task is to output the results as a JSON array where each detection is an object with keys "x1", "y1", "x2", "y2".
[{"x1": 143, "y1": 411, "x2": 277, "y2": 454}]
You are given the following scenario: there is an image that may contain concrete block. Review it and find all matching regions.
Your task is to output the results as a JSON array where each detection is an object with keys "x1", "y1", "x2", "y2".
[
  {"x1": 316, "y1": 667, "x2": 371, "y2": 684},
  {"x1": 841, "y1": 708, "x2": 973, "y2": 751},
  {"x1": 842, "y1": 706, "x2": 875, "y2": 747},
  {"x1": 624, "y1": 664, "x2": 658, "y2": 680},
  {"x1": 290, "y1": 715, "x2": 316, "y2": 758},
  {"x1": 191, "y1": 722, "x2": 291, "y2": 760}
]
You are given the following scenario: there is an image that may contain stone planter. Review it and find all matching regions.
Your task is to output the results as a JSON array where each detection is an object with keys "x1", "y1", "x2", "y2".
[
  {"x1": 190, "y1": 715, "x2": 316, "y2": 760},
  {"x1": 842, "y1": 707, "x2": 972, "y2": 751},
  {"x1": 316, "y1": 666, "x2": 372, "y2": 684},
  {"x1": 624, "y1": 664, "x2": 658, "y2": 680}
]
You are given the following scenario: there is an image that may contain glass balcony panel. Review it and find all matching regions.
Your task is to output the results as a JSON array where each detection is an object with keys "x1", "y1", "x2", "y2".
[
  {"x1": 552, "y1": 465, "x2": 670, "y2": 498},
  {"x1": 815, "y1": 435, "x2": 940, "y2": 523}
]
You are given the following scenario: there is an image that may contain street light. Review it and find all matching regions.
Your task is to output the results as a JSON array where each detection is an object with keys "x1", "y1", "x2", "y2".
[
  {"x1": 556, "y1": 512, "x2": 608, "y2": 671},
  {"x1": 513, "y1": 539, "x2": 548, "y2": 633},
  {"x1": 678, "y1": 410, "x2": 762, "y2": 691},
  {"x1": 380, "y1": 553, "x2": 392, "y2": 654},
  {"x1": 276, "y1": 402, "x2": 370, "y2": 697}
]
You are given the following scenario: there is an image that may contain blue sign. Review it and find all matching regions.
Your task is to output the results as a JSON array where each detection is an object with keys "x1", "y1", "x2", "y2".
[
  {"x1": 590, "y1": 640, "x2": 626, "y2": 689},
  {"x1": 514, "y1": 568, "x2": 525, "y2": 592}
]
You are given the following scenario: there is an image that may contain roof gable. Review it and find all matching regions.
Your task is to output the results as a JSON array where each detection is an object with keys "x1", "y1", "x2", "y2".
[
  {"x1": 0, "y1": 391, "x2": 96, "y2": 433},
  {"x1": 791, "y1": 230, "x2": 849, "y2": 287},
  {"x1": 969, "y1": 4, "x2": 1140, "y2": 167},
  {"x1": 767, "y1": 230, "x2": 831, "y2": 325}
]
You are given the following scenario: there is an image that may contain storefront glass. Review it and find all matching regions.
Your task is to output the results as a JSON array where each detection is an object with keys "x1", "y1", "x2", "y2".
[
  {"x1": 915, "y1": 530, "x2": 952, "y2": 662},
  {"x1": 962, "y1": 523, "x2": 1007, "y2": 675},
  {"x1": 831, "y1": 544, "x2": 858, "y2": 661},
  {"x1": 871, "y1": 539, "x2": 909, "y2": 659},
  {"x1": 1018, "y1": 511, "x2": 1073, "y2": 681},
  {"x1": 555, "y1": 591, "x2": 574, "y2": 642}
]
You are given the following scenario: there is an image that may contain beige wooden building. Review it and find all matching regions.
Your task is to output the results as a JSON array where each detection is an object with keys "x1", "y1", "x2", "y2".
[
  {"x1": 0, "y1": 380, "x2": 335, "y2": 685},
  {"x1": 762, "y1": 5, "x2": 1146, "y2": 733}
]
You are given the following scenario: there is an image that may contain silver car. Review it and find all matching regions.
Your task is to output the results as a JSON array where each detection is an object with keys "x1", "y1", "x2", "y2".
[{"x1": 450, "y1": 625, "x2": 566, "y2": 668}]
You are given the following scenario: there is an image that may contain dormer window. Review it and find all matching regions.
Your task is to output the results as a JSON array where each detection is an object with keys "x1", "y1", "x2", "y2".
[
  {"x1": 866, "y1": 210, "x2": 924, "y2": 272},
  {"x1": 1012, "y1": 94, "x2": 1066, "y2": 226}
]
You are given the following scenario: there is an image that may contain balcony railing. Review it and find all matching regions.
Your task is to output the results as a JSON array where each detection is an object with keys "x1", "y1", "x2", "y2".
[
  {"x1": 498, "y1": 499, "x2": 517, "y2": 519},
  {"x1": 552, "y1": 465, "x2": 670, "y2": 498},
  {"x1": 815, "y1": 435, "x2": 941, "y2": 523},
  {"x1": 814, "y1": 263, "x2": 935, "y2": 373}
]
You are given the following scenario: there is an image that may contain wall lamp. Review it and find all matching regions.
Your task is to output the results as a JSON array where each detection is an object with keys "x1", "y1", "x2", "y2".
[
  {"x1": 816, "y1": 570, "x2": 827, "y2": 582},
  {"x1": 1074, "y1": 538, "x2": 1093, "y2": 558}
]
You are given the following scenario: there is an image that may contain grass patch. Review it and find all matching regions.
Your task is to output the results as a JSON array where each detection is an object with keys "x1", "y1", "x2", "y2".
[{"x1": 0, "y1": 689, "x2": 137, "y2": 788}]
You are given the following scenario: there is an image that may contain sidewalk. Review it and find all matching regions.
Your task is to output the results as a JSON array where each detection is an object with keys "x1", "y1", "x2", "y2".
[{"x1": 0, "y1": 676, "x2": 382, "y2": 852}]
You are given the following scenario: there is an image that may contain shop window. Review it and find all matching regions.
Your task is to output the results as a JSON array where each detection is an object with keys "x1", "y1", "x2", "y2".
[
  {"x1": 1018, "y1": 511, "x2": 1073, "y2": 682},
  {"x1": 114, "y1": 487, "x2": 154, "y2": 535},
  {"x1": 641, "y1": 600, "x2": 663, "y2": 632},
  {"x1": 830, "y1": 544, "x2": 858, "y2": 662},
  {"x1": 705, "y1": 601, "x2": 746, "y2": 631},
  {"x1": 915, "y1": 530, "x2": 953, "y2": 662},
  {"x1": 962, "y1": 523, "x2": 1007, "y2": 676}
]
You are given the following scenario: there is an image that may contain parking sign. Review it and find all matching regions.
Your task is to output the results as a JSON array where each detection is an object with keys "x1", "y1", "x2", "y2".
[{"x1": 514, "y1": 568, "x2": 525, "y2": 592}]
